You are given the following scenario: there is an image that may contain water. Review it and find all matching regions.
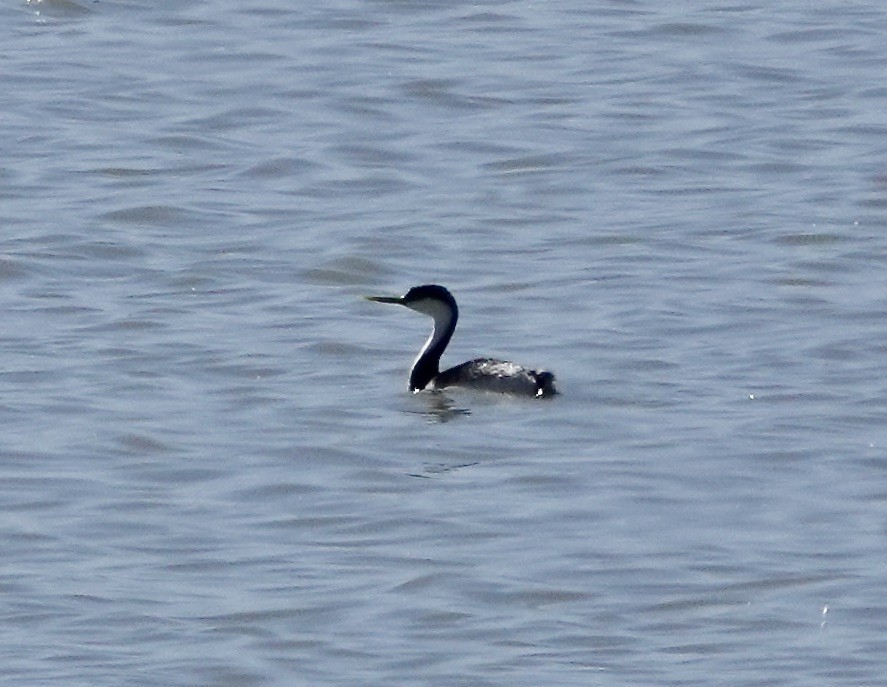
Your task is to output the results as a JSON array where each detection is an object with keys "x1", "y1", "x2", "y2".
[{"x1": 2, "y1": 1, "x2": 886, "y2": 685}]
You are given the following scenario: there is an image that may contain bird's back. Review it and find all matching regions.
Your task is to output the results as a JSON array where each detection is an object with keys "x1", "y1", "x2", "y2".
[{"x1": 434, "y1": 358, "x2": 557, "y2": 398}]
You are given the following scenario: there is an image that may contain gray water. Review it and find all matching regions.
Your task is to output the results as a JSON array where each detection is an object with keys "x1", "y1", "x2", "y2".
[{"x1": 3, "y1": 1, "x2": 887, "y2": 685}]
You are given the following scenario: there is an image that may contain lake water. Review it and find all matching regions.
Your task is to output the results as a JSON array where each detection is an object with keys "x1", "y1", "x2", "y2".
[{"x1": 3, "y1": 1, "x2": 887, "y2": 685}]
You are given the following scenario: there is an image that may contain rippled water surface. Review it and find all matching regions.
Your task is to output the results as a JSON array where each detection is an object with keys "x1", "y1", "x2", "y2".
[{"x1": 3, "y1": 1, "x2": 887, "y2": 685}]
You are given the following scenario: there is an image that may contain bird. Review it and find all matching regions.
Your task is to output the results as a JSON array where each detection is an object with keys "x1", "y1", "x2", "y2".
[{"x1": 365, "y1": 284, "x2": 557, "y2": 398}]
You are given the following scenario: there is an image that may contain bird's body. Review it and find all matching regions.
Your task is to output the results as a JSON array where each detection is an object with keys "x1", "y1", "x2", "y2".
[{"x1": 366, "y1": 284, "x2": 557, "y2": 398}]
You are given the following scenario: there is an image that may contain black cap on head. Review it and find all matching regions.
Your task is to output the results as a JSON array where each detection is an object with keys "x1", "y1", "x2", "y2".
[{"x1": 402, "y1": 284, "x2": 455, "y2": 305}]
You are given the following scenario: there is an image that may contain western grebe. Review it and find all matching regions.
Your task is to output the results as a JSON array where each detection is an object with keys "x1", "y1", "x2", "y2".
[{"x1": 366, "y1": 284, "x2": 557, "y2": 398}]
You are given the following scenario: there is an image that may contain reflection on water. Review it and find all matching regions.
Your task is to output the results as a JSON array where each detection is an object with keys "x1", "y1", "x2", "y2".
[
  {"x1": 408, "y1": 460, "x2": 480, "y2": 479},
  {"x1": 404, "y1": 391, "x2": 472, "y2": 423}
]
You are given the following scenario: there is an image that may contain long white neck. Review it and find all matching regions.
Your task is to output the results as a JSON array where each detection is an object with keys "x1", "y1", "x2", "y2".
[{"x1": 408, "y1": 299, "x2": 457, "y2": 391}]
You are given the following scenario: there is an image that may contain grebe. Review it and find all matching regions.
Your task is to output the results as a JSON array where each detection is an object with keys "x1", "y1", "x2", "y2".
[{"x1": 366, "y1": 284, "x2": 557, "y2": 398}]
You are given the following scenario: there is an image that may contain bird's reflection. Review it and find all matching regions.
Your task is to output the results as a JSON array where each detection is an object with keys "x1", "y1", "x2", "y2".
[
  {"x1": 403, "y1": 390, "x2": 471, "y2": 423},
  {"x1": 408, "y1": 460, "x2": 479, "y2": 479}
]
